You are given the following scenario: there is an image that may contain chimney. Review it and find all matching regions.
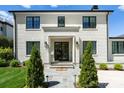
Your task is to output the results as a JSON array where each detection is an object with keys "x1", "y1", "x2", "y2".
[{"x1": 91, "y1": 5, "x2": 99, "y2": 11}]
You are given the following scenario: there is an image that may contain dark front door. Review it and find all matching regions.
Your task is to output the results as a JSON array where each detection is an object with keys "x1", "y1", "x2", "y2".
[{"x1": 54, "y1": 42, "x2": 69, "y2": 61}]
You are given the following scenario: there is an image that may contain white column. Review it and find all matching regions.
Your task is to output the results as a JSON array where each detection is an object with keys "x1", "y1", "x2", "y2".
[{"x1": 72, "y1": 36, "x2": 75, "y2": 63}]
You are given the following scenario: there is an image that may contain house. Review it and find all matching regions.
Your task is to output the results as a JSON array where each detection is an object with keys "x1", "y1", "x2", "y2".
[
  {"x1": 9, "y1": 6, "x2": 124, "y2": 68},
  {"x1": 109, "y1": 35, "x2": 124, "y2": 62},
  {"x1": 0, "y1": 17, "x2": 13, "y2": 40}
]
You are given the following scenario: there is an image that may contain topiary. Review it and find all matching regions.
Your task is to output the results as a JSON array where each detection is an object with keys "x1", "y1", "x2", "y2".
[
  {"x1": 99, "y1": 63, "x2": 108, "y2": 70},
  {"x1": 79, "y1": 41, "x2": 98, "y2": 88},
  {"x1": 26, "y1": 46, "x2": 44, "y2": 88},
  {"x1": 114, "y1": 64, "x2": 123, "y2": 71},
  {"x1": 10, "y1": 59, "x2": 20, "y2": 67}
]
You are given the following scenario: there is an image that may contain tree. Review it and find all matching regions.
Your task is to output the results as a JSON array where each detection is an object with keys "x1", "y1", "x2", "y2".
[
  {"x1": 26, "y1": 46, "x2": 44, "y2": 88},
  {"x1": 79, "y1": 41, "x2": 98, "y2": 88}
]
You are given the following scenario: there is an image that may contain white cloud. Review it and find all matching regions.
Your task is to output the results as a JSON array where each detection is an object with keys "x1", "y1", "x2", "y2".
[
  {"x1": 50, "y1": 5, "x2": 58, "y2": 8},
  {"x1": 0, "y1": 10, "x2": 13, "y2": 24},
  {"x1": 21, "y1": 5, "x2": 31, "y2": 9},
  {"x1": 118, "y1": 5, "x2": 124, "y2": 11}
]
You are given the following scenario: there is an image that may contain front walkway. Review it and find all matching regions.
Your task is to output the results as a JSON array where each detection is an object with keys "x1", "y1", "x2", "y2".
[
  {"x1": 44, "y1": 67, "x2": 124, "y2": 88},
  {"x1": 44, "y1": 67, "x2": 80, "y2": 88}
]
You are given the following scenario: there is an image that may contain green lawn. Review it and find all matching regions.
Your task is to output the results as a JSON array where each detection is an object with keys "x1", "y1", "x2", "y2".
[{"x1": 0, "y1": 67, "x2": 26, "y2": 88}]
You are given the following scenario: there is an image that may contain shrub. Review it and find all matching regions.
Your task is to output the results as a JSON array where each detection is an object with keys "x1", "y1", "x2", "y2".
[
  {"x1": 23, "y1": 59, "x2": 30, "y2": 66},
  {"x1": 0, "y1": 35, "x2": 10, "y2": 48},
  {"x1": 0, "y1": 47, "x2": 14, "y2": 61},
  {"x1": 99, "y1": 63, "x2": 108, "y2": 70},
  {"x1": 0, "y1": 58, "x2": 9, "y2": 67},
  {"x1": 10, "y1": 59, "x2": 20, "y2": 67},
  {"x1": 114, "y1": 64, "x2": 123, "y2": 71},
  {"x1": 27, "y1": 46, "x2": 44, "y2": 88},
  {"x1": 79, "y1": 42, "x2": 98, "y2": 88}
]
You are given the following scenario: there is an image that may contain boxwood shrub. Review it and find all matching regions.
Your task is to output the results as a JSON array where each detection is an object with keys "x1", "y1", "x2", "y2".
[
  {"x1": 99, "y1": 63, "x2": 108, "y2": 70},
  {"x1": 114, "y1": 64, "x2": 123, "y2": 71},
  {"x1": 10, "y1": 59, "x2": 20, "y2": 67},
  {"x1": 0, "y1": 58, "x2": 9, "y2": 67},
  {"x1": 0, "y1": 47, "x2": 13, "y2": 61}
]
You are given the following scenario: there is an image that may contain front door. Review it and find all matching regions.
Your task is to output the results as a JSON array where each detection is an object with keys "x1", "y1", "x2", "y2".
[{"x1": 54, "y1": 42, "x2": 69, "y2": 61}]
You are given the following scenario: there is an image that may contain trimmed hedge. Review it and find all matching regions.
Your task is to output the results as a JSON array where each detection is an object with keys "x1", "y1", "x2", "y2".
[
  {"x1": 114, "y1": 64, "x2": 123, "y2": 71},
  {"x1": 10, "y1": 59, "x2": 20, "y2": 67},
  {"x1": 0, "y1": 47, "x2": 13, "y2": 61},
  {"x1": 0, "y1": 58, "x2": 9, "y2": 67},
  {"x1": 99, "y1": 63, "x2": 108, "y2": 70}
]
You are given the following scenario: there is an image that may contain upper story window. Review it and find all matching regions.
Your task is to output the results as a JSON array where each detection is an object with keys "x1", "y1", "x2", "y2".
[
  {"x1": 58, "y1": 16, "x2": 65, "y2": 27},
  {"x1": 26, "y1": 16, "x2": 40, "y2": 29},
  {"x1": 83, "y1": 41, "x2": 97, "y2": 54},
  {"x1": 83, "y1": 16, "x2": 96, "y2": 28},
  {"x1": 112, "y1": 41, "x2": 124, "y2": 54}
]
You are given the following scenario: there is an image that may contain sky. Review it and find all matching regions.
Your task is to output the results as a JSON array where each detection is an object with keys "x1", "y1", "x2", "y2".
[{"x1": 0, "y1": 5, "x2": 124, "y2": 37}]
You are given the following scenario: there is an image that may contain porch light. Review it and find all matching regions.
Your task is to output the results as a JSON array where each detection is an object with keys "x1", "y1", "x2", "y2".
[
  {"x1": 76, "y1": 41, "x2": 79, "y2": 45},
  {"x1": 44, "y1": 41, "x2": 49, "y2": 48}
]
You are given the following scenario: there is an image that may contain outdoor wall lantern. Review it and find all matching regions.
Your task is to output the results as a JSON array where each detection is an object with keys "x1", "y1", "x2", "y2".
[
  {"x1": 45, "y1": 41, "x2": 49, "y2": 48},
  {"x1": 76, "y1": 41, "x2": 79, "y2": 45}
]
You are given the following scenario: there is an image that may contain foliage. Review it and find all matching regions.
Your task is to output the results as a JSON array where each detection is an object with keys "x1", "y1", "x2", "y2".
[
  {"x1": 0, "y1": 35, "x2": 13, "y2": 48},
  {"x1": 10, "y1": 59, "x2": 20, "y2": 67},
  {"x1": 26, "y1": 46, "x2": 44, "y2": 88},
  {"x1": 0, "y1": 47, "x2": 13, "y2": 61},
  {"x1": 99, "y1": 63, "x2": 108, "y2": 70},
  {"x1": 23, "y1": 59, "x2": 30, "y2": 66},
  {"x1": 0, "y1": 58, "x2": 9, "y2": 67},
  {"x1": 79, "y1": 41, "x2": 98, "y2": 88},
  {"x1": 114, "y1": 64, "x2": 123, "y2": 71}
]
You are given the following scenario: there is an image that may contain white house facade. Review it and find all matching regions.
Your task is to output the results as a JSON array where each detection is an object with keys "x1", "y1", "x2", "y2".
[{"x1": 9, "y1": 7, "x2": 124, "y2": 68}]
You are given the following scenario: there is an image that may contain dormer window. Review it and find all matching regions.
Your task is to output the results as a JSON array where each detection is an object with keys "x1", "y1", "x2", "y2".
[
  {"x1": 58, "y1": 16, "x2": 65, "y2": 27},
  {"x1": 83, "y1": 16, "x2": 96, "y2": 28}
]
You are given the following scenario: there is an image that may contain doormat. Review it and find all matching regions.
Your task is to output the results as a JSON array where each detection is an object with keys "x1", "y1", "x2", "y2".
[{"x1": 56, "y1": 67, "x2": 67, "y2": 71}]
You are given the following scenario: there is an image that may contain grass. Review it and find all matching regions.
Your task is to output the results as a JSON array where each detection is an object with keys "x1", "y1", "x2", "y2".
[{"x1": 0, "y1": 67, "x2": 26, "y2": 88}]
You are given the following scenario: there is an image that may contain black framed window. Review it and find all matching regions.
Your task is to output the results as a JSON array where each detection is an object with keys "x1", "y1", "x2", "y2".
[
  {"x1": 83, "y1": 16, "x2": 96, "y2": 28},
  {"x1": 0, "y1": 27, "x2": 3, "y2": 31},
  {"x1": 112, "y1": 41, "x2": 124, "y2": 54},
  {"x1": 58, "y1": 16, "x2": 65, "y2": 27},
  {"x1": 26, "y1": 16, "x2": 40, "y2": 29},
  {"x1": 83, "y1": 41, "x2": 96, "y2": 54},
  {"x1": 26, "y1": 41, "x2": 40, "y2": 55}
]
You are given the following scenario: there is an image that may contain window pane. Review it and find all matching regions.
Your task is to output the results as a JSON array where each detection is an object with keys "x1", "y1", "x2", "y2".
[
  {"x1": 26, "y1": 17, "x2": 33, "y2": 29},
  {"x1": 83, "y1": 16, "x2": 96, "y2": 28},
  {"x1": 112, "y1": 41, "x2": 124, "y2": 54},
  {"x1": 26, "y1": 41, "x2": 40, "y2": 55},
  {"x1": 90, "y1": 17, "x2": 96, "y2": 28},
  {"x1": 33, "y1": 16, "x2": 40, "y2": 29},
  {"x1": 83, "y1": 17, "x2": 89, "y2": 28},
  {"x1": 26, "y1": 16, "x2": 40, "y2": 29},
  {"x1": 58, "y1": 16, "x2": 65, "y2": 27}
]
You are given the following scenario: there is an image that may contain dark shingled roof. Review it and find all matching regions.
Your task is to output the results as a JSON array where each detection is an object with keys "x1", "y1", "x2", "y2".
[
  {"x1": 9, "y1": 10, "x2": 114, "y2": 13},
  {"x1": 109, "y1": 34, "x2": 124, "y2": 39}
]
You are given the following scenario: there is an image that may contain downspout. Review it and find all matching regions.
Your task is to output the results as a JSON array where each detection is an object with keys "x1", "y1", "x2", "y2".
[
  {"x1": 13, "y1": 13, "x2": 17, "y2": 59},
  {"x1": 106, "y1": 12, "x2": 109, "y2": 62}
]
